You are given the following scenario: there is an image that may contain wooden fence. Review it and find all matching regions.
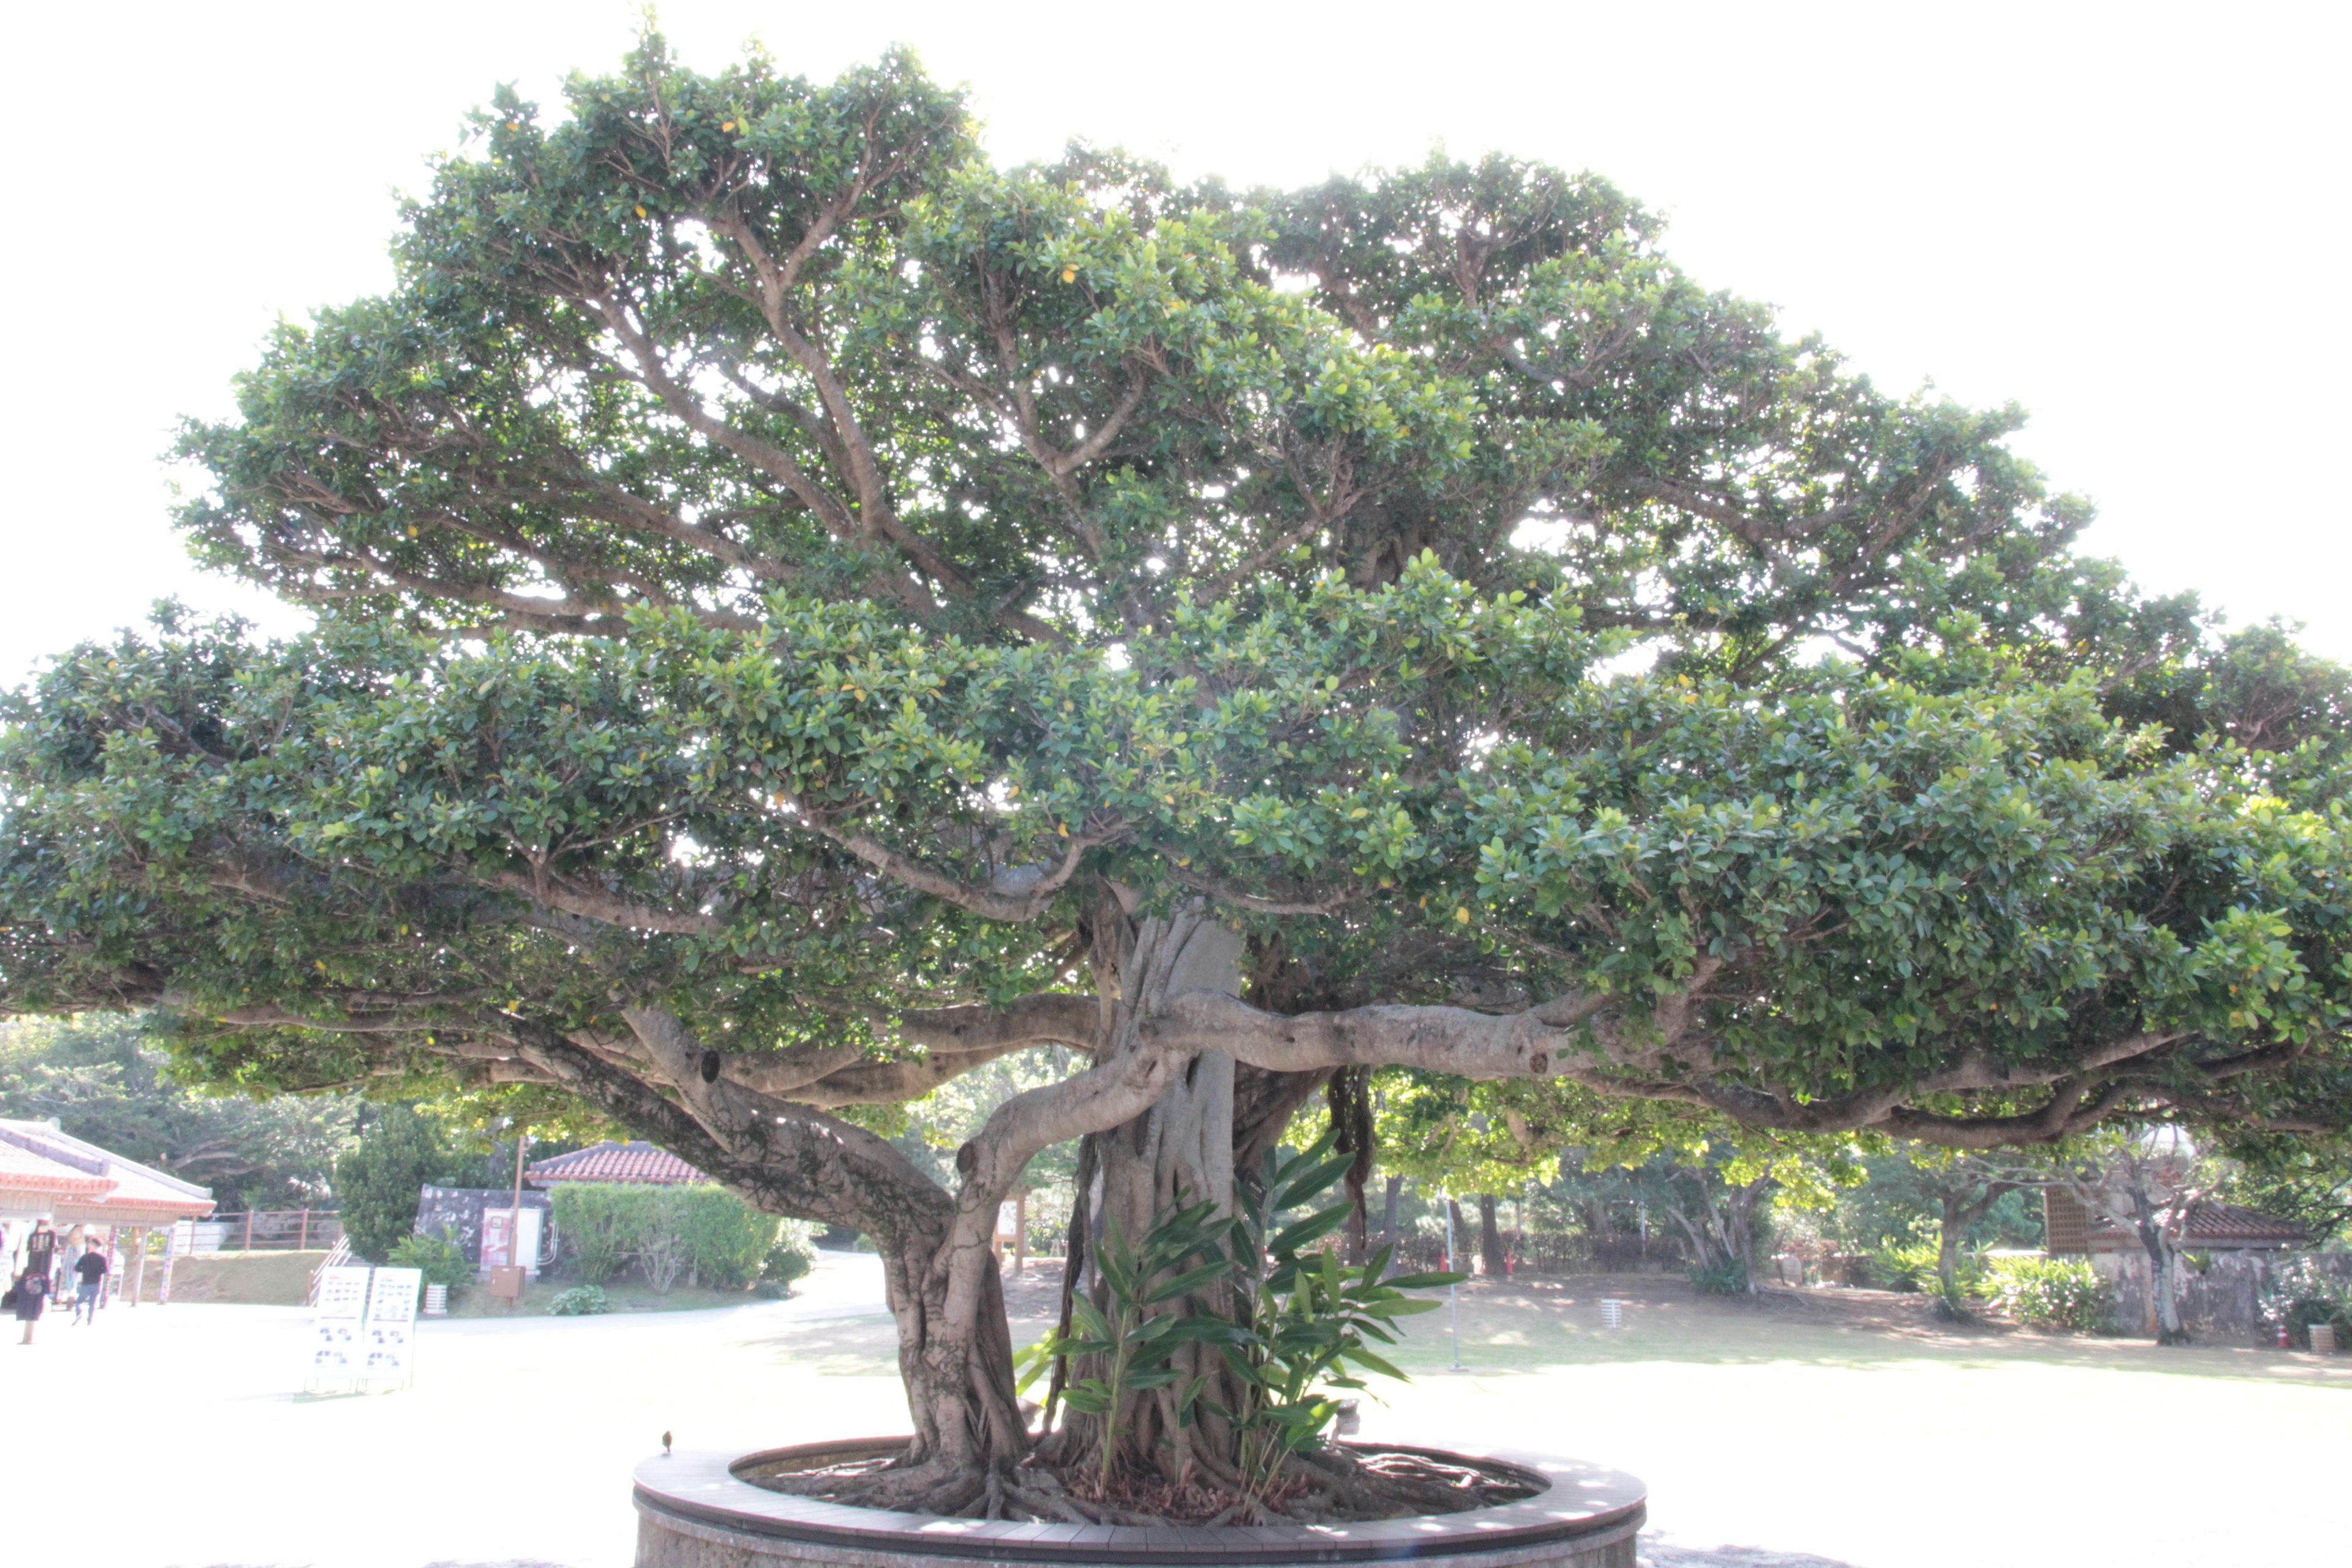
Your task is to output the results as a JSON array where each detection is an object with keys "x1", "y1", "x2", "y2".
[{"x1": 206, "y1": 1209, "x2": 343, "y2": 1251}]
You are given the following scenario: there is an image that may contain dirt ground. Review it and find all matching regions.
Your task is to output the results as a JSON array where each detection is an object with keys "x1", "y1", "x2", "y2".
[{"x1": 4, "y1": 1251, "x2": 2345, "y2": 1567}]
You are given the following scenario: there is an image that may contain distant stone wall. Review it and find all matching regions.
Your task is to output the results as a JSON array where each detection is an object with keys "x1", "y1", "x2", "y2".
[{"x1": 2096, "y1": 1249, "x2": 2352, "y2": 1340}]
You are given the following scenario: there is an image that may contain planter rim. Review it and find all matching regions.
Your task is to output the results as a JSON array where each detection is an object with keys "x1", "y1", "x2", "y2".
[{"x1": 633, "y1": 1438, "x2": 1645, "y2": 1564}]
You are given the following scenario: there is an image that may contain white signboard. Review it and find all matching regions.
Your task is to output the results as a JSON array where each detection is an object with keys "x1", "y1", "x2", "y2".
[
  {"x1": 302, "y1": 1266, "x2": 422, "y2": 1395},
  {"x1": 360, "y1": 1267, "x2": 423, "y2": 1390},
  {"x1": 303, "y1": 1266, "x2": 374, "y2": 1394}
]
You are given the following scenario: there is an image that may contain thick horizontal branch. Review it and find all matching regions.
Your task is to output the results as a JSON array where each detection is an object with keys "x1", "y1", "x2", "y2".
[{"x1": 897, "y1": 994, "x2": 1100, "y2": 1055}]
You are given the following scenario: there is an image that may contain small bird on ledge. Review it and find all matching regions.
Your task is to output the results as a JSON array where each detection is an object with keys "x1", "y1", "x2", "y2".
[{"x1": 662, "y1": 1430, "x2": 673, "y2": 1456}]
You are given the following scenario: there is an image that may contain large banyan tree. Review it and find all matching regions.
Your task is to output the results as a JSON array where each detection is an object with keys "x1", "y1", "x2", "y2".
[{"x1": 7, "y1": 39, "x2": 2351, "y2": 1513}]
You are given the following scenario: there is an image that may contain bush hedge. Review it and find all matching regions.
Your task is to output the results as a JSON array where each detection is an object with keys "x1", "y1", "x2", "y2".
[
  {"x1": 1986, "y1": 1256, "x2": 2113, "y2": 1332},
  {"x1": 547, "y1": 1182, "x2": 815, "y2": 1293}
]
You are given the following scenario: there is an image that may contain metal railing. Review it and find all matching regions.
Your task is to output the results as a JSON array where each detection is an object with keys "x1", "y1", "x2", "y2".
[{"x1": 306, "y1": 1235, "x2": 354, "y2": 1304}]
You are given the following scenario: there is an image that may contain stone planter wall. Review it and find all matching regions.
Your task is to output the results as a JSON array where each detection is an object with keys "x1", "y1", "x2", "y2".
[{"x1": 635, "y1": 1439, "x2": 1645, "y2": 1568}]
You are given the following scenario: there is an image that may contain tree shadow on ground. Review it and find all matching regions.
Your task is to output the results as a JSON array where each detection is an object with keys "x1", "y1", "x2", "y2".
[{"x1": 1384, "y1": 1273, "x2": 2352, "y2": 1389}]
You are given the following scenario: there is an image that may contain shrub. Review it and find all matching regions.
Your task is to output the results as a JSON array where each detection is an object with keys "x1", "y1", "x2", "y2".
[
  {"x1": 1987, "y1": 1256, "x2": 2112, "y2": 1332},
  {"x1": 386, "y1": 1228, "x2": 471, "y2": 1305},
  {"x1": 755, "y1": 1220, "x2": 819, "y2": 1297},
  {"x1": 671, "y1": 1185, "x2": 780, "y2": 1289},
  {"x1": 1869, "y1": 1237, "x2": 1989, "y2": 1297},
  {"x1": 549, "y1": 1182, "x2": 649, "y2": 1285},
  {"x1": 1687, "y1": 1259, "x2": 1749, "y2": 1296},
  {"x1": 549, "y1": 1180, "x2": 783, "y2": 1292},
  {"x1": 546, "y1": 1284, "x2": 611, "y2": 1316},
  {"x1": 1869, "y1": 1238, "x2": 1939, "y2": 1292},
  {"x1": 2261, "y1": 1256, "x2": 2352, "y2": 1348}
]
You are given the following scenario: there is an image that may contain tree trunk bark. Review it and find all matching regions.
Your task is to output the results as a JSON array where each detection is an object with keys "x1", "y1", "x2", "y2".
[
  {"x1": 1477, "y1": 1194, "x2": 1506, "y2": 1278},
  {"x1": 1937, "y1": 1195, "x2": 1966, "y2": 1303},
  {"x1": 1382, "y1": 1175, "x2": 1402, "y2": 1253},
  {"x1": 1049, "y1": 905, "x2": 1328, "y2": 1487}
]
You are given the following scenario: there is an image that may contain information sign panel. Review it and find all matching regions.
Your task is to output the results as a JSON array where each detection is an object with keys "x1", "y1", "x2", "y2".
[
  {"x1": 303, "y1": 1265, "x2": 374, "y2": 1393},
  {"x1": 360, "y1": 1267, "x2": 423, "y2": 1390}
]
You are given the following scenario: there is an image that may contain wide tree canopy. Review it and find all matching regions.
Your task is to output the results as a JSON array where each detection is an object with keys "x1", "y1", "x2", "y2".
[{"x1": 6, "y1": 36, "x2": 2350, "y2": 1515}]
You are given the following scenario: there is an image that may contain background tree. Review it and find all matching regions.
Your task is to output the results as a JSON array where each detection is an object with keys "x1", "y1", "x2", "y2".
[
  {"x1": 5, "y1": 36, "x2": 2351, "y2": 1517},
  {"x1": 332, "y1": 1101, "x2": 498, "y2": 1262},
  {"x1": 2059, "y1": 1128, "x2": 2227, "y2": 1346},
  {"x1": 0, "y1": 1014, "x2": 355, "y2": 1211}
]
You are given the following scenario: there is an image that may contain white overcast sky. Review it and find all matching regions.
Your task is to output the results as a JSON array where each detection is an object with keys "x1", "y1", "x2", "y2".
[{"x1": 4, "y1": 1, "x2": 2345, "y2": 689}]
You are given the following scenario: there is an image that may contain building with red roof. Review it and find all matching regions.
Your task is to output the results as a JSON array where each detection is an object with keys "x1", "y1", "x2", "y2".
[{"x1": 524, "y1": 1140, "x2": 710, "y2": 1188}]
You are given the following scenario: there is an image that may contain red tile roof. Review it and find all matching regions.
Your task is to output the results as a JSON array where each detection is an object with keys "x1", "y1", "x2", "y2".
[
  {"x1": 526, "y1": 1140, "x2": 708, "y2": 1187},
  {"x1": 2083, "y1": 1199, "x2": 2309, "y2": 1249}
]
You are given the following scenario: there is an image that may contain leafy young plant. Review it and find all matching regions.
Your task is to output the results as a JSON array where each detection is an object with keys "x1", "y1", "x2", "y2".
[
  {"x1": 546, "y1": 1284, "x2": 611, "y2": 1315},
  {"x1": 1686, "y1": 1258, "x2": 1751, "y2": 1297},
  {"x1": 1044, "y1": 1199, "x2": 1235, "y2": 1492},
  {"x1": 386, "y1": 1228, "x2": 471, "y2": 1303},
  {"x1": 1198, "y1": 1136, "x2": 1462, "y2": 1513}
]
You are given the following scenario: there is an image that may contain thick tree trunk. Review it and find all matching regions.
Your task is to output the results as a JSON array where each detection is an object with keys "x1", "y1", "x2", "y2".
[
  {"x1": 875, "y1": 1224, "x2": 1030, "y2": 1505},
  {"x1": 1477, "y1": 1194, "x2": 1507, "y2": 1278},
  {"x1": 1049, "y1": 906, "x2": 1325, "y2": 1487},
  {"x1": 1937, "y1": 1196, "x2": 1966, "y2": 1303},
  {"x1": 2125, "y1": 1200, "x2": 2190, "y2": 1345}
]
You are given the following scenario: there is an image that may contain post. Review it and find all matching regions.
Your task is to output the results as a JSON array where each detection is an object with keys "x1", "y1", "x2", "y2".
[
  {"x1": 128, "y1": 1227, "x2": 146, "y2": 1308},
  {"x1": 298, "y1": 1208, "x2": 309, "y2": 1250},
  {"x1": 508, "y1": 1133, "x2": 528, "y2": 1305},
  {"x1": 1443, "y1": 1190, "x2": 1463, "y2": 1371},
  {"x1": 243, "y1": 1210, "x2": 254, "y2": 1251}
]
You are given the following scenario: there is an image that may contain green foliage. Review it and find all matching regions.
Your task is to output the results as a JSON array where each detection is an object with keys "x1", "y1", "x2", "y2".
[
  {"x1": 1986, "y1": 1256, "x2": 2113, "y2": 1333},
  {"x1": 1686, "y1": 1259, "x2": 1751, "y2": 1297},
  {"x1": 547, "y1": 1182, "x2": 780, "y2": 1291},
  {"x1": 546, "y1": 1284, "x2": 612, "y2": 1316},
  {"x1": 1020, "y1": 1135, "x2": 1459, "y2": 1501},
  {"x1": 1, "y1": 45, "x2": 2349, "y2": 1466},
  {"x1": 0, "y1": 1013, "x2": 356, "y2": 1213},
  {"x1": 1045, "y1": 1199, "x2": 1235, "y2": 1490},
  {"x1": 336, "y1": 1104, "x2": 470, "y2": 1264},
  {"x1": 1202, "y1": 1136, "x2": 1460, "y2": 1509},
  {"x1": 2217, "y1": 1134, "x2": 2352, "y2": 1247},
  {"x1": 2260, "y1": 1256, "x2": 2352, "y2": 1347},
  {"x1": 756, "y1": 1221, "x2": 818, "y2": 1296},
  {"x1": 386, "y1": 1228, "x2": 470, "y2": 1303},
  {"x1": 1864, "y1": 1230, "x2": 1990, "y2": 1297},
  {"x1": 548, "y1": 1182, "x2": 643, "y2": 1285},
  {"x1": 669, "y1": 1184, "x2": 781, "y2": 1289}
]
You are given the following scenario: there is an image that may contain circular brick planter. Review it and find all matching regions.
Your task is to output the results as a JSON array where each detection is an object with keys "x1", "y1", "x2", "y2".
[{"x1": 634, "y1": 1438, "x2": 1645, "y2": 1568}]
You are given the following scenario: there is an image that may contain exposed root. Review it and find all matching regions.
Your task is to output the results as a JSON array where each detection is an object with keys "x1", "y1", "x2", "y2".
[{"x1": 743, "y1": 1444, "x2": 1537, "y2": 1525}]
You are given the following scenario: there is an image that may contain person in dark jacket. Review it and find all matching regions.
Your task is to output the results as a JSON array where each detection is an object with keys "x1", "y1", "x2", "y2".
[{"x1": 70, "y1": 1242, "x2": 110, "y2": 1324}]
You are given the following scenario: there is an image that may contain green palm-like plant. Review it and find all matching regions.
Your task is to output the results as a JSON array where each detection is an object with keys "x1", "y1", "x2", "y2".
[
  {"x1": 1198, "y1": 1136, "x2": 1463, "y2": 1513},
  {"x1": 1029, "y1": 1199, "x2": 1234, "y2": 1492}
]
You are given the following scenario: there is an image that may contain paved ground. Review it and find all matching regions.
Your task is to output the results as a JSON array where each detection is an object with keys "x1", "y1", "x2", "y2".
[{"x1": 6, "y1": 1254, "x2": 2346, "y2": 1567}]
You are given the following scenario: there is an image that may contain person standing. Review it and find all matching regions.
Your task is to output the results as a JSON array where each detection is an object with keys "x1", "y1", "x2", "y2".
[
  {"x1": 12, "y1": 1258, "x2": 47, "y2": 1344},
  {"x1": 20, "y1": 1218, "x2": 59, "y2": 1290},
  {"x1": 70, "y1": 1242, "x2": 110, "y2": 1325}
]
